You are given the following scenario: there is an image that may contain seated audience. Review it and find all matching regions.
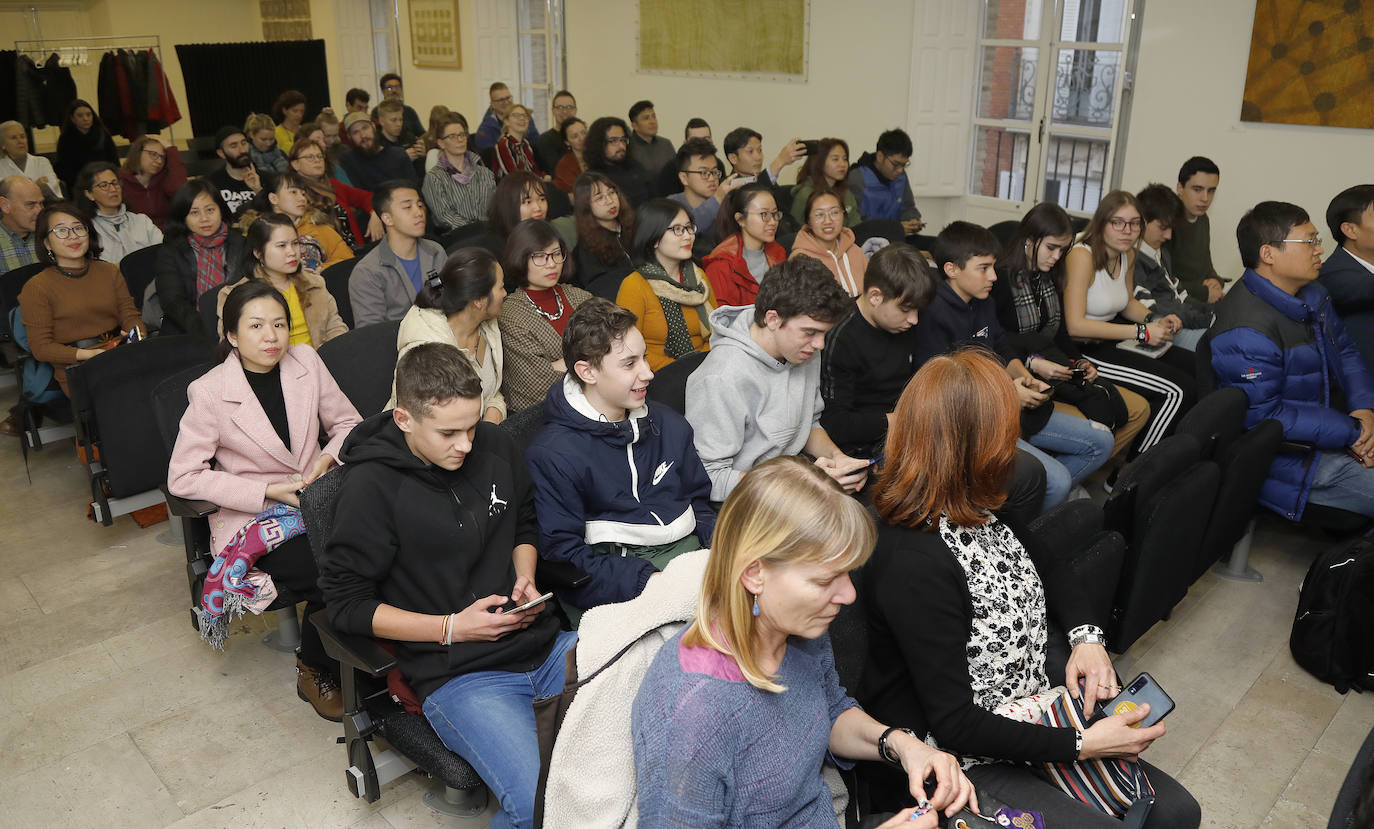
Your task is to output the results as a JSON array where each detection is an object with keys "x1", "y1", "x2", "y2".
[
  {"x1": 119, "y1": 134, "x2": 187, "y2": 229},
  {"x1": 482, "y1": 170, "x2": 549, "y2": 254},
  {"x1": 703, "y1": 183, "x2": 786, "y2": 308},
  {"x1": 537, "y1": 89, "x2": 579, "y2": 175},
  {"x1": 846, "y1": 128, "x2": 924, "y2": 237},
  {"x1": 345, "y1": 87, "x2": 370, "y2": 114},
  {"x1": 498, "y1": 219, "x2": 592, "y2": 412},
  {"x1": 722, "y1": 126, "x2": 805, "y2": 188},
  {"x1": 338, "y1": 112, "x2": 418, "y2": 190},
  {"x1": 617, "y1": 198, "x2": 716, "y2": 369},
  {"x1": 1164, "y1": 156, "x2": 1227, "y2": 304},
  {"x1": 527, "y1": 298, "x2": 715, "y2": 622},
  {"x1": 632, "y1": 455, "x2": 973, "y2": 828},
  {"x1": 0, "y1": 120, "x2": 62, "y2": 201},
  {"x1": 245, "y1": 113, "x2": 289, "y2": 175},
  {"x1": 687, "y1": 257, "x2": 868, "y2": 501},
  {"x1": 626, "y1": 100, "x2": 674, "y2": 183},
  {"x1": 992, "y1": 202, "x2": 1149, "y2": 459},
  {"x1": 250, "y1": 171, "x2": 353, "y2": 271},
  {"x1": 350, "y1": 181, "x2": 445, "y2": 327},
  {"x1": 422, "y1": 113, "x2": 496, "y2": 234},
  {"x1": 272, "y1": 90, "x2": 307, "y2": 153},
  {"x1": 0, "y1": 176, "x2": 42, "y2": 277},
  {"x1": 295, "y1": 121, "x2": 326, "y2": 155},
  {"x1": 1063, "y1": 190, "x2": 1196, "y2": 454},
  {"x1": 374, "y1": 73, "x2": 426, "y2": 140},
  {"x1": 493, "y1": 105, "x2": 543, "y2": 180},
  {"x1": 217, "y1": 213, "x2": 348, "y2": 348},
  {"x1": 1213, "y1": 201, "x2": 1374, "y2": 519},
  {"x1": 585, "y1": 116, "x2": 651, "y2": 206},
  {"x1": 1320, "y1": 184, "x2": 1374, "y2": 371},
  {"x1": 790, "y1": 138, "x2": 860, "y2": 229},
  {"x1": 859, "y1": 348, "x2": 1200, "y2": 827},
  {"x1": 55, "y1": 100, "x2": 117, "y2": 193},
  {"x1": 319, "y1": 341, "x2": 570, "y2": 829},
  {"x1": 376, "y1": 98, "x2": 426, "y2": 164},
  {"x1": 170, "y1": 279, "x2": 359, "y2": 720},
  {"x1": 155, "y1": 181, "x2": 245, "y2": 336},
  {"x1": 656, "y1": 116, "x2": 717, "y2": 196},
  {"x1": 210, "y1": 126, "x2": 263, "y2": 220},
  {"x1": 387, "y1": 246, "x2": 508, "y2": 423},
  {"x1": 790, "y1": 188, "x2": 866, "y2": 296},
  {"x1": 317, "y1": 110, "x2": 343, "y2": 149},
  {"x1": 77, "y1": 162, "x2": 162, "y2": 264},
  {"x1": 915, "y1": 221, "x2": 1114, "y2": 510},
  {"x1": 420, "y1": 105, "x2": 451, "y2": 156},
  {"x1": 571, "y1": 171, "x2": 635, "y2": 299},
  {"x1": 668, "y1": 138, "x2": 744, "y2": 251},
  {"x1": 287, "y1": 138, "x2": 379, "y2": 246},
  {"x1": 1134, "y1": 184, "x2": 1212, "y2": 351},
  {"x1": 551, "y1": 117, "x2": 587, "y2": 194},
  {"x1": 476, "y1": 81, "x2": 539, "y2": 150},
  {"x1": 16, "y1": 203, "x2": 143, "y2": 399}
]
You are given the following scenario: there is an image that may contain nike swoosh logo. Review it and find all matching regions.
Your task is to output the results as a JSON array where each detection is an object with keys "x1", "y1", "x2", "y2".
[{"x1": 652, "y1": 461, "x2": 673, "y2": 485}]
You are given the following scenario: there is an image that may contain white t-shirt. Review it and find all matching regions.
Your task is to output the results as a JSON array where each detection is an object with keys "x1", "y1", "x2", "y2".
[{"x1": 0, "y1": 153, "x2": 62, "y2": 198}]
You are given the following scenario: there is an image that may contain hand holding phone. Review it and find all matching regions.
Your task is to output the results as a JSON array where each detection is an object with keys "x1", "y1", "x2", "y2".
[
  {"x1": 1094, "y1": 672, "x2": 1175, "y2": 729},
  {"x1": 500, "y1": 591, "x2": 553, "y2": 615}
]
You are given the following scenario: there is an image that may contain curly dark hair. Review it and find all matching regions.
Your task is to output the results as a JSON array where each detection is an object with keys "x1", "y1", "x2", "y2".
[
  {"x1": 584, "y1": 117, "x2": 630, "y2": 171},
  {"x1": 753, "y1": 256, "x2": 852, "y2": 324},
  {"x1": 573, "y1": 171, "x2": 635, "y2": 264}
]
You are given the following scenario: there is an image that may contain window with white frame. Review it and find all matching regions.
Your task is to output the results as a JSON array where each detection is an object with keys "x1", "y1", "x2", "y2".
[
  {"x1": 970, "y1": 0, "x2": 1133, "y2": 215},
  {"x1": 517, "y1": 0, "x2": 565, "y2": 129}
]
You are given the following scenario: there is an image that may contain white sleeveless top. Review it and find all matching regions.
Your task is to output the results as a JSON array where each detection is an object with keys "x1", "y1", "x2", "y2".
[{"x1": 1078, "y1": 243, "x2": 1130, "y2": 322}]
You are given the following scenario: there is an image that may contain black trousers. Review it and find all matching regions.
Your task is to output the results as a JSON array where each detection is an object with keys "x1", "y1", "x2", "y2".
[
  {"x1": 966, "y1": 759, "x2": 1201, "y2": 828},
  {"x1": 1080, "y1": 342, "x2": 1197, "y2": 456},
  {"x1": 254, "y1": 534, "x2": 335, "y2": 675}
]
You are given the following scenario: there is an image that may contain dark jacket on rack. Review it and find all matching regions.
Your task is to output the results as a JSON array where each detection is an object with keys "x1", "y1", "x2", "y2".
[
  {"x1": 16, "y1": 55, "x2": 47, "y2": 127},
  {"x1": 41, "y1": 54, "x2": 77, "y2": 126},
  {"x1": 56, "y1": 128, "x2": 119, "y2": 192}
]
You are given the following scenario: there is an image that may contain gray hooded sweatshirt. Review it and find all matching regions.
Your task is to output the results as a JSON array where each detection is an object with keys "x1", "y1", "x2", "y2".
[{"x1": 685, "y1": 305, "x2": 824, "y2": 501}]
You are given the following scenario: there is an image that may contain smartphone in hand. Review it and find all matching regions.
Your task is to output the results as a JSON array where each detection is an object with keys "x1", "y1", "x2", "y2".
[
  {"x1": 500, "y1": 591, "x2": 553, "y2": 616},
  {"x1": 1095, "y1": 672, "x2": 1175, "y2": 729}
]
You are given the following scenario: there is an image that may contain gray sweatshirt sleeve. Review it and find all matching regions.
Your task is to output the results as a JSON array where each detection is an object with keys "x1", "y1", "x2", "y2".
[{"x1": 685, "y1": 367, "x2": 751, "y2": 502}]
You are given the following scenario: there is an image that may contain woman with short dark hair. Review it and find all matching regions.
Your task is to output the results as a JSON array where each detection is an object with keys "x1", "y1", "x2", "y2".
[
  {"x1": 272, "y1": 89, "x2": 308, "y2": 153},
  {"x1": 118, "y1": 134, "x2": 187, "y2": 229},
  {"x1": 154, "y1": 180, "x2": 247, "y2": 336},
  {"x1": 55, "y1": 99, "x2": 117, "y2": 192},
  {"x1": 422, "y1": 112, "x2": 496, "y2": 233},
  {"x1": 616, "y1": 198, "x2": 715, "y2": 369},
  {"x1": 703, "y1": 183, "x2": 786, "y2": 308},
  {"x1": 78, "y1": 161, "x2": 163, "y2": 265}
]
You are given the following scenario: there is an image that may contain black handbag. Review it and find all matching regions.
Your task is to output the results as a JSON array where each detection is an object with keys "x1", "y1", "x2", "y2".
[{"x1": 1053, "y1": 374, "x2": 1129, "y2": 431}]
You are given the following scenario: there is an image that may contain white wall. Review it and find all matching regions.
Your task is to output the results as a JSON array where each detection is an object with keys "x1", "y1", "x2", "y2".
[
  {"x1": 1118, "y1": 0, "x2": 1362, "y2": 280},
  {"x1": 563, "y1": 0, "x2": 916, "y2": 187}
]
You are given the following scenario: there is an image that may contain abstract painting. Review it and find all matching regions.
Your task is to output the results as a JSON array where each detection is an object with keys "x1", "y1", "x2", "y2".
[
  {"x1": 638, "y1": 0, "x2": 808, "y2": 81},
  {"x1": 1241, "y1": 0, "x2": 1374, "y2": 127}
]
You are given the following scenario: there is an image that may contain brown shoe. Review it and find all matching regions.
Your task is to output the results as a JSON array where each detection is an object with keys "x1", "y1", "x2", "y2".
[
  {"x1": 0, "y1": 414, "x2": 19, "y2": 437},
  {"x1": 296, "y1": 659, "x2": 344, "y2": 722}
]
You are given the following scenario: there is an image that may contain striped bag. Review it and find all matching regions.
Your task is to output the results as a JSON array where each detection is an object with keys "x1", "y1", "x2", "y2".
[{"x1": 1037, "y1": 688, "x2": 1155, "y2": 818}]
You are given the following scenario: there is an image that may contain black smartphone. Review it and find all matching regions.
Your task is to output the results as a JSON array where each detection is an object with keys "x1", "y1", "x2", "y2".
[
  {"x1": 1070, "y1": 366, "x2": 1087, "y2": 381},
  {"x1": 1099, "y1": 672, "x2": 1175, "y2": 728},
  {"x1": 801, "y1": 139, "x2": 820, "y2": 156}
]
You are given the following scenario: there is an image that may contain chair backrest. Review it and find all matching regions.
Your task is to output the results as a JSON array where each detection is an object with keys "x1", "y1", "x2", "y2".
[
  {"x1": 545, "y1": 186, "x2": 573, "y2": 219},
  {"x1": 852, "y1": 219, "x2": 905, "y2": 245},
  {"x1": 499, "y1": 402, "x2": 546, "y2": 455},
  {"x1": 645, "y1": 350, "x2": 707, "y2": 415},
  {"x1": 1194, "y1": 329, "x2": 1218, "y2": 397},
  {"x1": 67, "y1": 335, "x2": 215, "y2": 497},
  {"x1": 988, "y1": 221, "x2": 1019, "y2": 249},
  {"x1": 317, "y1": 318, "x2": 402, "y2": 417},
  {"x1": 152, "y1": 361, "x2": 214, "y2": 458},
  {"x1": 300, "y1": 464, "x2": 347, "y2": 568},
  {"x1": 322, "y1": 258, "x2": 358, "y2": 329},
  {"x1": 119, "y1": 244, "x2": 163, "y2": 312},
  {"x1": 441, "y1": 222, "x2": 491, "y2": 253},
  {"x1": 1175, "y1": 387, "x2": 1245, "y2": 461},
  {"x1": 0, "y1": 261, "x2": 47, "y2": 317},
  {"x1": 198, "y1": 285, "x2": 223, "y2": 339}
]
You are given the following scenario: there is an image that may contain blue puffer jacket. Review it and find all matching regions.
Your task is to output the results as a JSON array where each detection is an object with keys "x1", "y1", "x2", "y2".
[
  {"x1": 526, "y1": 376, "x2": 716, "y2": 610},
  {"x1": 1210, "y1": 270, "x2": 1374, "y2": 519}
]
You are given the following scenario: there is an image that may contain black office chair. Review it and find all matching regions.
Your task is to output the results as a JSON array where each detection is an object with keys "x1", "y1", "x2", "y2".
[
  {"x1": 118, "y1": 244, "x2": 162, "y2": 313},
  {"x1": 197, "y1": 286, "x2": 223, "y2": 339},
  {"x1": 321, "y1": 258, "x2": 358, "y2": 329},
  {"x1": 440, "y1": 222, "x2": 491, "y2": 253},
  {"x1": 989, "y1": 221, "x2": 1020, "y2": 249},
  {"x1": 545, "y1": 186, "x2": 572, "y2": 219},
  {"x1": 645, "y1": 350, "x2": 708, "y2": 416},
  {"x1": 852, "y1": 219, "x2": 906, "y2": 246},
  {"x1": 318, "y1": 319, "x2": 402, "y2": 417},
  {"x1": 1, "y1": 262, "x2": 75, "y2": 451}
]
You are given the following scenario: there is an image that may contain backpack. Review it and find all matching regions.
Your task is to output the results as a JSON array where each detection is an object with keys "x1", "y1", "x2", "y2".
[
  {"x1": 1291, "y1": 537, "x2": 1374, "y2": 694},
  {"x1": 8, "y1": 306, "x2": 63, "y2": 405}
]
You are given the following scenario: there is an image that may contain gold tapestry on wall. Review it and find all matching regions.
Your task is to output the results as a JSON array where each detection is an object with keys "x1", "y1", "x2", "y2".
[
  {"x1": 261, "y1": 0, "x2": 313, "y2": 42},
  {"x1": 410, "y1": 0, "x2": 461, "y2": 69},
  {"x1": 638, "y1": 0, "x2": 808, "y2": 80},
  {"x1": 1241, "y1": 0, "x2": 1374, "y2": 127}
]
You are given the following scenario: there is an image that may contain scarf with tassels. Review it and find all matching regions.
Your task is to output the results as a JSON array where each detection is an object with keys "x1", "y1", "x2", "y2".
[
  {"x1": 187, "y1": 223, "x2": 230, "y2": 298},
  {"x1": 194, "y1": 503, "x2": 305, "y2": 650},
  {"x1": 638, "y1": 260, "x2": 714, "y2": 359}
]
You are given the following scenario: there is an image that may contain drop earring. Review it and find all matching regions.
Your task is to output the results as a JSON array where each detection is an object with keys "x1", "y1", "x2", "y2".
[{"x1": 752, "y1": 592, "x2": 761, "y2": 617}]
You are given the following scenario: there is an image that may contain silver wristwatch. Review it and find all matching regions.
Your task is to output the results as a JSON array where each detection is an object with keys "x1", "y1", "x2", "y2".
[{"x1": 1068, "y1": 624, "x2": 1106, "y2": 649}]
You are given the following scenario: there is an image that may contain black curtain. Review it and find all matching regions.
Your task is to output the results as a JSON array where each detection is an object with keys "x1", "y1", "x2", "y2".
[{"x1": 175, "y1": 40, "x2": 330, "y2": 138}]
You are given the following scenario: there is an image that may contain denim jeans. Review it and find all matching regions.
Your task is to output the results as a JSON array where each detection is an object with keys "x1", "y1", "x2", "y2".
[
  {"x1": 1308, "y1": 450, "x2": 1374, "y2": 518},
  {"x1": 1020, "y1": 411, "x2": 1115, "y2": 512},
  {"x1": 1017, "y1": 439, "x2": 1068, "y2": 513},
  {"x1": 422, "y1": 630, "x2": 578, "y2": 829}
]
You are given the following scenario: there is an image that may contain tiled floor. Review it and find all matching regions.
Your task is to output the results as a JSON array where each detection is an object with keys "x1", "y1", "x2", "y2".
[{"x1": 0, "y1": 379, "x2": 1369, "y2": 828}]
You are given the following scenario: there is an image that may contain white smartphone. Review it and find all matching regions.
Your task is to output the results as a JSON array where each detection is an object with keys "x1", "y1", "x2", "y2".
[{"x1": 501, "y1": 591, "x2": 554, "y2": 615}]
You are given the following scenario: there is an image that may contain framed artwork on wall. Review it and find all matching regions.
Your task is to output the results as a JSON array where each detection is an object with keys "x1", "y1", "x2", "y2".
[
  {"x1": 409, "y1": 0, "x2": 461, "y2": 69},
  {"x1": 637, "y1": 0, "x2": 809, "y2": 82}
]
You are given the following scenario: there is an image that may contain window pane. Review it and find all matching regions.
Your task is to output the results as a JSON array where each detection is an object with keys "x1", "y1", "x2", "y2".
[
  {"x1": 370, "y1": 0, "x2": 392, "y2": 31},
  {"x1": 521, "y1": 32, "x2": 548, "y2": 85},
  {"x1": 1042, "y1": 133, "x2": 1109, "y2": 213},
  {"x1": 1049, "y1": 49, "x2": 1120, "y2": 127},
  {"x1": 373, "y1": 32, "x2": 395, "y2": 75},
  {"x1": 971, "y1": 125, "x2": 1031, "y2": 201},
  {"x1": 1060, "y1": 0, "x2": 1126, "y2": 44},
  {"x1": 983, "y1": 0, "x2": 1042, "y2": 39},
  {"x1": 519, "y1": 0, "x2": 545, "y2": 31},
  {"x1": 977, "y1": 46, "x2": 1038, "y2": 121}
]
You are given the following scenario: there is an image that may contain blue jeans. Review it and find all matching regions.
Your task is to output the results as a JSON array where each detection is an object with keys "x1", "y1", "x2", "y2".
[
  {"x1": 1021, "y1": 410, "x2": 1115, "y2": 512},
  {"x1": 1017, "y1": 439, "x2": 1069, "y2": 513},
  {"x1": 1308, "y1": 450, "x2": 1374, "y2": 518},
  {"x1": 422, "y1": 630, "x2": 577, "y2": 829}
]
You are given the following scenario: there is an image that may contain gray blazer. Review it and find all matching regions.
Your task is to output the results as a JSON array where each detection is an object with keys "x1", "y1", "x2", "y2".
[{"x1": 348, "y1": 237, "x2": 446, "y2": 327}]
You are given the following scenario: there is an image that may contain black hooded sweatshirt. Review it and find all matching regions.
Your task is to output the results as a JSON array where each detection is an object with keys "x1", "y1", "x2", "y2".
[{"x1": 319, "y1": 411, "x2": 559, "y2": 701}]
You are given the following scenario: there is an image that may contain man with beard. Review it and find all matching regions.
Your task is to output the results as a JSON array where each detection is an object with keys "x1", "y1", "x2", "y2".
[
  {"x1": 209, "y1": 126, "x2": 262, "y2": 219},
  {"x1": 584, "y1": 116, "x2": 650, "y2": 207},
  {"x1": 338, "y1": 112, "x2": 419, "y2": 191}
]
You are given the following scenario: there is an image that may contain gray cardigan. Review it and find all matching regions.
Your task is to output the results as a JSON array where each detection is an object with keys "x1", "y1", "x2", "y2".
[{"x1": 348, "y1": 237, "x2": 446, "y2": 327}]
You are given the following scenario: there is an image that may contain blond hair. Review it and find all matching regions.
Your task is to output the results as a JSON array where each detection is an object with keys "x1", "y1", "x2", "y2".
[
  {"x1": 501, "y1": 105, "x2": 534, "y2": 137},
  {"x1": 244, "y1": 112, "x2": 275, "y2": 135},
  {"x1": 682, "y1": 456, "x2": 875, "y2": 692}
]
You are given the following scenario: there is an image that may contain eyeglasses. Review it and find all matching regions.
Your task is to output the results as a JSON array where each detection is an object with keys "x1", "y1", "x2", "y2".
[
  {"x1": 591, "y1": 190, "x2": 618, "y2": 205},
  {"x1": 142, "y1": 148, "x2": 166, "y2": 160},
  {"x1": 48, "y1": 224, "x2": 89, "y2": 239},
  {"x1": 606, "y1": 136, "x2": 629, "y2": 146},
  {"x1": 492, "y1": 94, "x2": 513, "y2": 105},
  {"x1": 746, "y1": 210, "x2": 783, "y2": 222},
  {"x1": 666, "y1": 223, "x2": 697, "y2": 238},
  {"x1": 1107, "y1": 217, "x2": 1143, "y2": 231},
  {"x1": 383, "y1": 84, "x2": 402, "y2": 93},
  {"x1": 440, "y1": 130, "x2": 469, "y2": 141},
  {"x1": 552, "y1": 103, "x2": 576, "y2": 112},
  {"x1": 882, "y1": 157, "x2": 911, "y2": 170},
  {"x1": 91, "y1": 180, "x2": 121, "y2": 191},
  {"x1": 1277, "y1": 236, "x2": 1323, "y2": 248},
  {"x1": 686, "y1": 168, "x2": 720, "y2": 181},
  {"x1": 529, "y1": 249, "x2": 567, "y2": 267},
  {"x1": 810, "y1": 208, "x2": 843, "y2": 220},
  {"x1": 295, "y1": 152, "x2": 324, "y2": 162}
]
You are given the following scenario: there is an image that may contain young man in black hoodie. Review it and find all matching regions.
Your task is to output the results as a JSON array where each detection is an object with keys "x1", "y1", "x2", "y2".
[{"x1": 319, "y1": 342, "x2": 572, "y2": 829}]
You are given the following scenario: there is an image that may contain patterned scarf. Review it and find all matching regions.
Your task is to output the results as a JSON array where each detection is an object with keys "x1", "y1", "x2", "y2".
[
  {"x1": 439, "y1": 150, "x2": 476, "y2": 185},
  {"x1": 639, "y1": 260, "x2": 713, "y2": 359},
  {"x1": 1008, "y1": 269, "x2": 1063, "y2": 337},
  {"x1": 194, "y1": 503, "x2": 306, "y2": 650},
  {"x1": 187, "y1": 222, "x2": 230, "y2": 298}
]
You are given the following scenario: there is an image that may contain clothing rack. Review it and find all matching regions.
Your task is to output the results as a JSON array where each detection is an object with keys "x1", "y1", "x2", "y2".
[{"x1": 13, "y1": 34, "x2": 174, "y2": 142}]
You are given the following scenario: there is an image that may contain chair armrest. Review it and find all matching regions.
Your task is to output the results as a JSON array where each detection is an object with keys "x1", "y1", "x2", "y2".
[
  {"x1": 536, "y1": 558, "x2": 591, "y2": 590},
  {"x1": 309, "y1": 609, "x2": 397, "y2": 675},
  {"x1": 1029, "y1": 499, "x2": 1105, "y2": 557},
  {"x1": 160, "y1": 484, "x2": 218, "y2": 518}
]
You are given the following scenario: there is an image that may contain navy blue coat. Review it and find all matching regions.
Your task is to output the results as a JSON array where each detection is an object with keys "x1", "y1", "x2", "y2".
[
  {"x1": 1210, "y1": 270, "x2": 1374, "y2": 519},
  {"x1": 1318, "y1": 246, "x2": 1374, "y2": 373}
]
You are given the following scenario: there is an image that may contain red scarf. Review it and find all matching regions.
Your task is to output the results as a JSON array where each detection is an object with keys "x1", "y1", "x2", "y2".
[{"x1": 187, "y1": 222, "x2": 230, "y2": 298}]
